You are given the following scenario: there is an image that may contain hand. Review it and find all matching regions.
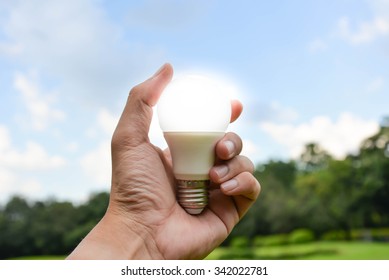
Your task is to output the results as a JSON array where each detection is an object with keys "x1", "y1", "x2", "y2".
[{"x1": 67, "y1": 63, "x2": 261, "y2": 260}]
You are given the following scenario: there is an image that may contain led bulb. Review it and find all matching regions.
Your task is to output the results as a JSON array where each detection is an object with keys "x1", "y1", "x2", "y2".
[{"x1": 157, "y1": 74, "x2": 231, "y2": 215}]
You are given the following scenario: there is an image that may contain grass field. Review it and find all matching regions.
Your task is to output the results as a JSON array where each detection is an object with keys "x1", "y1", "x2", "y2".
[
  {"x1": 9, "y1": 255, "x2": 65, "y2": 260},
  {"x1": 206, "y1": 241, "x2": 389, "y2": 260},
  {"x1": 7, "y1": 241, "x2": 389, "y2": 260}
]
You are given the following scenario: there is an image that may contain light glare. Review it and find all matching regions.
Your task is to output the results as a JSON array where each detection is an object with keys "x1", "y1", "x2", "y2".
[{"x1": 157, "y1": 74, "x2": 232, "y2": 132}]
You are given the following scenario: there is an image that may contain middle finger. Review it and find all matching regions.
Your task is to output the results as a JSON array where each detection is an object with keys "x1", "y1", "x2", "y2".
[{"x1": 209, "y1": 155, "x2": 254, "y2": 184}]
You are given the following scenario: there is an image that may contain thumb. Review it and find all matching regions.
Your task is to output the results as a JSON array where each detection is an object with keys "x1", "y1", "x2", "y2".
[{"x1": 113, "y1": 63, "x2": 173, "y2": 148}]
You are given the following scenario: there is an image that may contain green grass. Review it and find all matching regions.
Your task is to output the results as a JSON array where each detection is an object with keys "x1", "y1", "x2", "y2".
[
  {"x1": 206, "y1": 241, "x2": 389, "y2": 260},
  {"x1": 8, "y1": 255, "x2": 66, "y2": 260},
  {"x1": 8, "y1": 241, "x2": 389, "y2": 260}
]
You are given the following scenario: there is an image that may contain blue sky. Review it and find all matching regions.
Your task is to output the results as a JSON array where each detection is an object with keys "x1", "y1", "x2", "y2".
[{"x1": 0, "y1": 0, "x2": 387, "y2": 203}]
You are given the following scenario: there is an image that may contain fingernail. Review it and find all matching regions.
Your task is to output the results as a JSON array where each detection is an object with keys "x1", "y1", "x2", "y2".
[
  {"x1": 224, "y1": 140, "x2": 235, "y2": 157},
  {"x1": 152, "y1": 63, "x2": 167, "y2": 78},
  {"x1": 221, "y1": 179, "x2": 238, "y2": 192},
  {"x1": 214, "y1": 165, "x2": 229, "y2": 179}
]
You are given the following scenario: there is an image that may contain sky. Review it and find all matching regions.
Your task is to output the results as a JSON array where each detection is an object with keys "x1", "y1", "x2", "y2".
[{"x1": 0, "y1": 0, "x2": 388, "y2": 203}]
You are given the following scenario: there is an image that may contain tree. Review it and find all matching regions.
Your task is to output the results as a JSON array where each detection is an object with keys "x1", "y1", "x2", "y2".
[
  {"x1": 28, "y1": 200, "x2": 78, "y2": 255},
  {"x1": 0, "y1": 196, "x2": 33, "y2": 258},
  {"x1": 299, "y1": 143, "x2": 331, "y2": 173},
  {"x1": 76, "y1": 192, "x2": 109, "y2": 225},
  {"x1": 357, "y1": 123, "x2": 389, "y2": 227},
  {"x1": 252, "y1": 161, "x2": 298, "y2": 234}
]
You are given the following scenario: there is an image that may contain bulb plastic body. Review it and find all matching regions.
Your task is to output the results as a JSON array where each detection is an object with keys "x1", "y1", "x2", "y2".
[
  {"x1": 164, "y1": 132, "x2": 224, "y2": 215},
  {"x1": 164, "y1": 132, "x2": 224, "y2": 180},
  {"x1": 157, "y1": 74, "x2": 231, "y2": 215}
]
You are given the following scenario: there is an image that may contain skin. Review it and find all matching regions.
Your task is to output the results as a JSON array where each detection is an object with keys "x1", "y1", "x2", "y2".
[{"x1": 67, "y1": 63, "x2": 261, "y2": 260}]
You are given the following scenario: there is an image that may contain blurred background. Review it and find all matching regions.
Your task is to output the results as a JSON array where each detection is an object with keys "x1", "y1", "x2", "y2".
[{"x1": 0, "y1": 0, "x2": 388, "y2": 259}]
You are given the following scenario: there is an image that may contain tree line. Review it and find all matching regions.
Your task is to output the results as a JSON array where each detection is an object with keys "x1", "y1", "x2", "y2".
[
  {"x1": 228, "y1": 119, "x2": 389, "y2": 242},
  {"x1": 0, "y1": 120, "x2": 388, "y2": 259},
  {"x1": 0, "y1": 192, "x2": 109, "y2": 259}
]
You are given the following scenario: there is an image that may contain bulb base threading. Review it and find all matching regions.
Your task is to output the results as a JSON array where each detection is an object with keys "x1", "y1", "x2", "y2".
[{"x1": 177, "y1": 180, "x2": 209, "y2": 215}]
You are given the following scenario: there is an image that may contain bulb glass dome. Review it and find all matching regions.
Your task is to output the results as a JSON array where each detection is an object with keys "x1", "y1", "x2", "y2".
[{"x1": 157, "y1": 75, "x2": 231, "y2": 132}]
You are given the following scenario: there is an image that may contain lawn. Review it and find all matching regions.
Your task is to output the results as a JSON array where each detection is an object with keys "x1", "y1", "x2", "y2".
[
  {"x1": 9, "y1": 255, "x2": 65, "y2": 260},
  {"x1": 7, "y1": 241, "x2": 389, "y2": 260},
  {"x1": 206, "y1": 241, "x2": 389, "y2": 260}
]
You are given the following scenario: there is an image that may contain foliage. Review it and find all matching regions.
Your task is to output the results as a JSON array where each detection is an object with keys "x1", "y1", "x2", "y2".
[
  {"x1": 0, "y1": 192, "x2": 109, "y2": 259},
  {"x1": 351, "y1": 228, "x2": 389, "y2": 242},
  {"x1": 229, "y1": 120, "x2": 389, "y2": 241},
  {"x1": 253, "y1": 234, "x2": 289, "y2": 247},
  {"x1": 254, "y1": 229, "x2": 314, "y2": 247},
  {"x1": 288, "y1": 229, "x2": 315, "y2": 244},
  {"x1": 229, "y1": 236, "x2": 250, "y2": 248},
  {"x1": 321, "y1": 230, "x2": 347, "y2": 241}
]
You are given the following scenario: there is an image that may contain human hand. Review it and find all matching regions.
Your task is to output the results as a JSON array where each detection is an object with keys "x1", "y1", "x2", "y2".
[{"x1": 67, "y1": 63, "x2": 261, "y2": 260}]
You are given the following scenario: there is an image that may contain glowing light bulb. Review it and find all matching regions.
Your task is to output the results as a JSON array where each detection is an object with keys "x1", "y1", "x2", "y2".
[{"x1": 158, "y1": 74, "x2": 231, "y2": 215}]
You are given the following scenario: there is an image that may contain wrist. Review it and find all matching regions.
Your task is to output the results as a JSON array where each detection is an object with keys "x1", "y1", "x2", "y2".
[{"x1": 67, "y1": 212, "x2": 162, "y2": 260}]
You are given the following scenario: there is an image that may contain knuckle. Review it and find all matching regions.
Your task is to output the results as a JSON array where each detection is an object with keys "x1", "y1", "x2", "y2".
[
  {"x1": 111, "y1": 130, "x2": 122, "y2": 150},
  {"x1": 129, "y1": 84, "x2": 142, "y2": 97},
  {"x1": 242, "y1": 172, "x2": 260, "y2": 200},
  {"x1": 240, "y1": 156, "x2": 255, "y2": 173},
  {"x1": 257, "y1": 181, "x2": 262, "y2": 197},
  {"x1": 244, "y1": 171, "x2": 256, "y2": 185},
  {"x1": 231, "y1": 156, "x2": 254, "y2": 175},
  {"x1": 248, "y1": 160, "x2": 255, "y2": 173}
]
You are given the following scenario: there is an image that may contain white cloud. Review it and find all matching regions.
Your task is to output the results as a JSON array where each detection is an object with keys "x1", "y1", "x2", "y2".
[
  {"x1": 0, "y1": 125, "x2": 66, "y2": 170},
  {"x1": 80, "y1": 140, "x2": 111, "y2": 187},
  {"x1": 0, "y1": 172, "x2": 45, "y2": 203},
  {"x1": 4, "y1": 142, "x2": 66, "y2": 170},
  {"x1": 0, "y1": 124, "x2": 66, "y2": 201},
  {"x1": 79, "y1": 108, "x2": 117, "y2": 186},
  {"x1": 150, "y1": 107, "x2": 168, "y2": 148},
  {"x1": 308, "y1": 38, "x2": 328, "y2": 53},
  {"x1": 337, "y1": 16, "x2": 389, "y2": 44},
  {"x1": 261, "y1": 113, "x2": 379, "y2": 159},
  {"x1": 14, "y1": 72, "x2": 65, "y2": 131},
  {"x1": 0, "y1": 125, "x2": 11, "y2": 151},
  {"x1": 19, "y1": 179, "x2": 43, "y2": 197},
  {"x1": 0, "y1": 169, "x2": 15, "y2": 197},
  {"x1": 66, "y1": 141, "x2": 79, "y2": 153}
]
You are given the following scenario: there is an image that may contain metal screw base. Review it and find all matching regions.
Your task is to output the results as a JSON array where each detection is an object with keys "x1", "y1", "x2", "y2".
[{"x1": 177, "y1": 180, "x2": 209, "y2": 215}]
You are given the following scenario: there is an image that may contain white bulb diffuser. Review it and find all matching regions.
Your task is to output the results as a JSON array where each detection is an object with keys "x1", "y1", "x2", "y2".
[{"x1": 157, "y1": 74, "x2": 231, "y2": 215}]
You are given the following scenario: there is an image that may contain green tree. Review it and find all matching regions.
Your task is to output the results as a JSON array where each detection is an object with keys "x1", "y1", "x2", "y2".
[
  {"x1": 295, "y1": 157, "x2": 362, "y2": 237},
  {"x1": 76, "y1": 192, "x2": 109, "y2": 225},
  {"x1": 28, "y1": 200, "x2": 78, "y2": 255},
  {"x1": 357, "y1": 122, "x2": 389, "y2": 227},
  {"x1": 65, "y1": 192, "x2": 109, "y2": 249},
  {"x1": 299, "y1": 143, "x2": 331, "y2": 173},
  {"x1": 253, "y1": 160, "x2": 298, "y2": 234},
  {"x1": 0, "y1": 196, "x2": 33, "y2": 258}
]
